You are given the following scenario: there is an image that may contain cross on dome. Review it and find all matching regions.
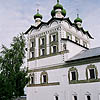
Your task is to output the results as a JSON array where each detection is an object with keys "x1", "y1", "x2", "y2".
[{"x1": 57, "y1": 0, "x2": 59, "y2": 3}]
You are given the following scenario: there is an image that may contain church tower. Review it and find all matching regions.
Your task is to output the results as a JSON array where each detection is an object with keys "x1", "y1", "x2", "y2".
[{"x1": 24, "y1": 1, "x2": 97, "y2": 100}]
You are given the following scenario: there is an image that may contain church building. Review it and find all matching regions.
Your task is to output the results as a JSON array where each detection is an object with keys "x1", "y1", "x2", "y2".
[{"x1": 25, "y1": 0, "x2": 100, "y2": 100}]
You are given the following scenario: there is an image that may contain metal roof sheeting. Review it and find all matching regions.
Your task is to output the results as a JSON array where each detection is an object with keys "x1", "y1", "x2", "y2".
[{"x1": 68, "y1": 47, "x2": 100, "y2": 61}]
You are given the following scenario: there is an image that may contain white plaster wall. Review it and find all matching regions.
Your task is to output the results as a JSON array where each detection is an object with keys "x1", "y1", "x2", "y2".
[
  {"x1": 67, "y1": 41, "x2": 86, "y2": 59},
  {"x1": 27, "y1": 62, "x2": 100, "y2": 100},
  {"x1": 29, "y1": 54, "x2": 64, "y2": 69}
]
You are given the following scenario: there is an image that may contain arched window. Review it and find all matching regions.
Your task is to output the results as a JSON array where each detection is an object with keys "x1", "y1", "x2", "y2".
[
  {"x1": 40, "y1": 71, "x2": 48, "y2": 84},
  {"x1": 85, "y1": 92, "x2": 91, "y2": 100},
  {"x1": 86, "y1": 64, "x2": 98, "y2": 80},
  {"x1": 54, "y1": 93, "x2": 59, "y2": 100},
  {"x1": 68, "y1": 67, "x2": 78, "y2": 81},
  {"x1": 72, "y1": 92, "x2": 78, "y2": 100}
]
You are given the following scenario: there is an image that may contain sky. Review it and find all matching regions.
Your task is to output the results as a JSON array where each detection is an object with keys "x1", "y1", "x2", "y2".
[{"x1": 0, "y1": 0, "x2": 100, "y2": 49}]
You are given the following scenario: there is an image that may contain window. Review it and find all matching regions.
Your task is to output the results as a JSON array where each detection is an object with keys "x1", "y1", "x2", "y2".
[
  {"x1": 74, "y1": 96, "x2": 77, "y2": 100},
  {"x1": 83, "y1": 41, "x2": 87, "y2": 47},
  {"x1": 86, "y1": 65, "x2": 97, "y2": 80},
  {"x1": 43, "y1": 75, "x2": 47, "y2": 83},
  {"x1": 40, "y1": 71, "x2": 48, "y2": 84},
  {"x1": 53, "y1": 46, "x2": 57, "y2": 53},
  {"x1": 31, "y1": 42, "x2": 34, "y2": 48},
  {"x1": 41, "y1": 38, "x2": 45, "y2": 45},
  {"x1": 55, "y1": 96, "x2": 58, "y2": 100},
  {"x1": 41, "y1": 49, "x2": 45, "y2": 56},
  {"x1": 63, "y1": 44, "x2": 66, "y2": 50},
  {"x1": 89, "y1": 69, "x2": 95, "y2": 79},
  {"x1": 87, "y1": 95, "x2": 91, "y2": 100},
  {"x1": 71, "y1": 71, "x2": 76, "y2": 80},
  {"x1": 31, "y1": 52, "x2": 34, "y2": 58},
  {"x1": 75, "y1": 37, "x2": 80, "y2": 43},
  {"x1": 31, "y1": 76, "x2": 34, "y2": 84},
  {"x1": 30, "y1": 73, "x2": 34, "y2": 84},
  {"x1": 68, "y1": 67, "x2": 78, "y2": 82},
  {"x1": 67, "y1": 33, "x2": 72, "y2": 40},
  {"x1": 53, "y1": 35, "x2": 56, "y2": 41}
]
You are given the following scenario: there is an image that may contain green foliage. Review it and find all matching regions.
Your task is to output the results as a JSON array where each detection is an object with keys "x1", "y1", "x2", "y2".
[{"x1": 0, "y1": 33, "x2": 29, "y2": 100}]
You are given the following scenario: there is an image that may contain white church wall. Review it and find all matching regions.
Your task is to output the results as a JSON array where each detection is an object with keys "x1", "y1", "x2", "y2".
[
  {"x1": 27, "y1": 61, "x2": 100, "y2": 100},
  {"x1": 67, "y1": 40, "x2": 86, "y2": 59},
  {"x1": 28, "y1": 54, "x2": 64, "y2": 69}
]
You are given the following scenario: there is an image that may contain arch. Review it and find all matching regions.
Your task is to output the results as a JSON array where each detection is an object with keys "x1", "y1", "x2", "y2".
[
  {"x1": 54, "y1": 93, "x2": 59, "y2": 100},
  {"x1": 68, "y1": 67, "x2": 78, "y2": 81},
  {"x1": 86, "y1": 64, "x2": 98, "y2": 80},
  {"x1": 49, "y1": 20, "x2": 58, "y2": 27},
  {"x1": 40, "y1": 71, "x2": 48, "y2": 84}
]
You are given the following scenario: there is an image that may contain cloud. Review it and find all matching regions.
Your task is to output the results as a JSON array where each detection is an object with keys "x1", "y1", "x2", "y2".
[
  {"x1": 0, "y1": 0, "x2": 100, "y2": 49},
  {"x1": 83, "y1": 8, "x2": 100, "y2": 48}
]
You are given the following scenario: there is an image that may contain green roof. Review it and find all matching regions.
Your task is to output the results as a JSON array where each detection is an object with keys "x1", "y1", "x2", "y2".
[
  {"x1": 74, "y1": 17, "x2": 82, "y2": 23},
  {"x1": 34, "y1": 13, "x2": 43, "y2": 19},
  {"x1": 54, "y1": 3, "x2": 63, "y2": 10},
  {"x1": 61, "y1": 9, "x2": 66, "y2": 17},
  {"x1": 51, "y1": 9, "x2": 55, "y2": 17}
]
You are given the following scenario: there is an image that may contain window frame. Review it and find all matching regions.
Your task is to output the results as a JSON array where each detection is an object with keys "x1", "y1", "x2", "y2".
[
  {"x1": 89, "y1": 68, "x2": 96, "y2": 79},
  {"x1": 30, "y1": 73, "x2": 34, "y2": 84},
  {"x1": 86, "y1": 64, "x2": 98, "y2": 80},
  {"x1": 75, "y1": 37, "x2": 80, "y2": 44},
  {"x1": 53, "y1": 45, "x2": 57, "y2": 53},
  {"x1": 71, "y1": 71, "x2": 77, "y2": 81},
  {"x1": 66, "y1": 33, "x2": 72, "y2": 40},
  {"x1": 31, "y1": 51, "x2": 34, "y2": 58},
  {"x1": 40, "y1": 48, "x2": 45, "y2": 56},
  {"x1": 52, "y1": 34, "x2": 56, "y2": 42},
  {"x1": 83, "y1": 41, "x2": 87, "y2": 47},
  {"x1": 40, "y1": 71, "x2": 48, "y2": 84},
  {"x1": 68, "y1": 67, "x2": 78, "y2": 82}
]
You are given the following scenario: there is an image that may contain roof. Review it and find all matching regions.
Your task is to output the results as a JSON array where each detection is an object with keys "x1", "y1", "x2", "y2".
[
  {"x1": 74, "y1": 17, "x2": 82, "y2": 23},
  {"x1": 67, "y1": 47, "x2": 100, "y2": 62},
  {"x1": 24, "y1": 17, "x2": 93, "y2": 39}
]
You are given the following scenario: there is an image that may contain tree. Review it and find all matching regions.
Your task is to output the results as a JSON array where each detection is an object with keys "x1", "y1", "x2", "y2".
[{"x1": 0, "y1": 33, "x2": 29, "y2": 100}]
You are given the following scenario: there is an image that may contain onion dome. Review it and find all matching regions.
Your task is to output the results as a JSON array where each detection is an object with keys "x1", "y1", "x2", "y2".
[
  {"x1": 54, "y1": 3, "x2": 63, "y2": 10},
  {"x1": 34, "y1": 9, "x2": 43, "y2": 19},
  {"x1": 51, "y1": 9, "x2": 55, "y2": 17},
  {"x1": 51, "y1": 0, "x2": 66, "y2": 18},
  {"x1": 74, "y1": 17, "x2": 82, "y2": 23},
  {"x1": 53, "y1": 0, "x2": 63, "y2": 10},
  {"x1": 61, "y1": 9, "x2": 66, "y2": 17}
]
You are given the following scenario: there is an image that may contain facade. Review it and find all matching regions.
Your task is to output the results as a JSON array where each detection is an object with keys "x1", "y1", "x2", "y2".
[{"x1": 25, "y1": 0, "x2": 100, "y2": 100}]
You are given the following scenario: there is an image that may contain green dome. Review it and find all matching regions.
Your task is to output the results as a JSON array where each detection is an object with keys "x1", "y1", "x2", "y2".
[
  {"x1": 74, "y1": 17, "x2": 82, "y2": 23},
  {"x1": 51, "y1": 9, "x2": 55, "y2": 17},
  {"x1": 61, "y1": 9, "x2": 66, "y2": 17},
  {"x1": 54, "y1": 3, "x2": 63, "y2": 10},
  {"x1": 34, "y1": 13, "x2": 43, "y2": 19}
]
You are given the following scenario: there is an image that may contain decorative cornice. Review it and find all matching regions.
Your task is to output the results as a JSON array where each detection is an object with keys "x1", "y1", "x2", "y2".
[
  {"x1": 61, "y1": 38, "x2": 89, "y2": 49},
  {"x1": 28, "y1": 56, "x2": 100, "y2": 73},
  {"x1": 24, "y1": 18, "x2": 93, "y2": 39},
  {"x1": 69, "y1": 79, "x2": 100, "y2": 84},
  {"x1": 27, "y1": 51, "x2": 68, "y2": 62}
]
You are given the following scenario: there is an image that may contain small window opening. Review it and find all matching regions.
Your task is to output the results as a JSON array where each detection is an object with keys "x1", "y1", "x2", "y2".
[{"x1": 71, "y1": 71, "x2": 76, "y2": 80}]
